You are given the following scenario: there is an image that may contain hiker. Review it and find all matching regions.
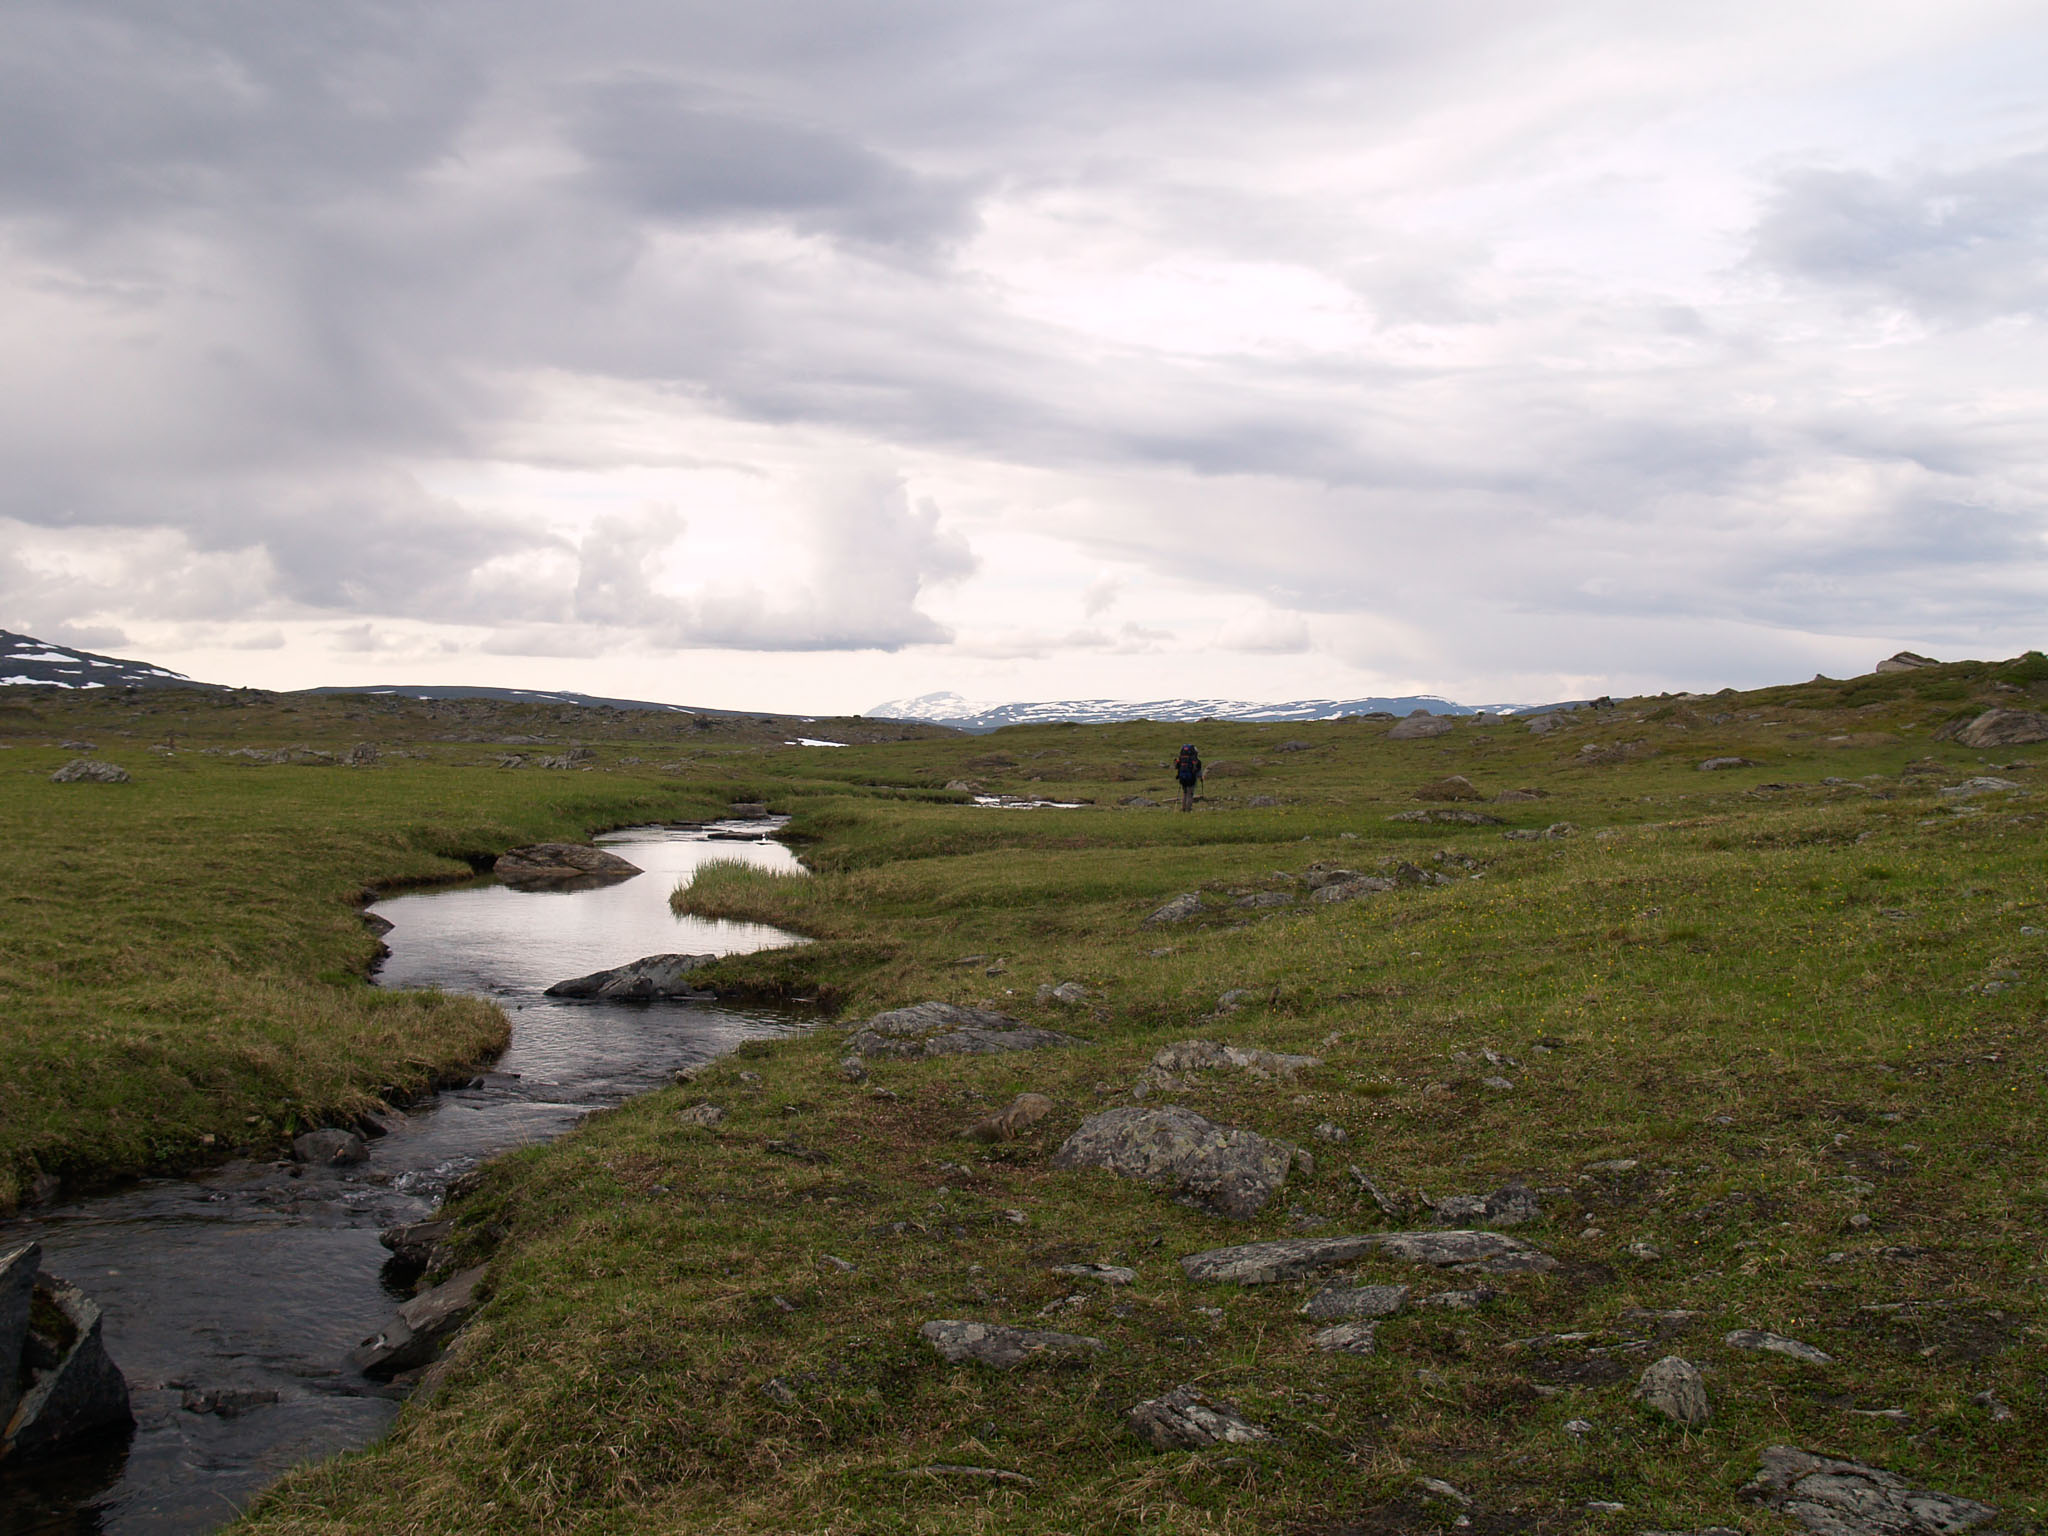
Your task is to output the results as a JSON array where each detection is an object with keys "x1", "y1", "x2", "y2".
[{"x1": 1174, "y1": 742, "x2": 1203, "y2": 812}]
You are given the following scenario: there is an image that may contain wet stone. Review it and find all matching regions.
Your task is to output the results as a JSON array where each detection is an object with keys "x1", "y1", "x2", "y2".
[
  {"x1": 544, "y1": 952, "x2": 716, "y2": 999},
  {"x1": 350, "y1": 1265, "x2": 488, "y2": 1380},
  {"x1": 291, "y1": 1128, "x2": 368, "y2": 1166}
]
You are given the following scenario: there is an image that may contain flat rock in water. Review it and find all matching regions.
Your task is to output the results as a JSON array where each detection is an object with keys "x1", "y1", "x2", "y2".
[
  {"x1": 1127, "y1": 1385, "x2": 1271, "y2": 1449},
  {"x1": 2, "y1": 1274, "x2": 133, "y2": 1459},
  {"x1": 1144, "y1": 892, "x2": 1203, "y2": 925},
  {"x1": 1302, "y1": 1284, "x2": 1410, "y2": 1320},
  {"x1": 918, "y1": 1320, "x2": 1102, "y2": 1368},
  {"x1": 1053, "y1": 1105, "x2": 1296, "y2": 1220},
  {"x1": 48, "y1": 759, "x2": 129, "y2": 784},
  {"x1": 379, "y1": 1218, "x2": 452, "y2": 1271},
  {"x1": 292, "y1": 1128, "x2": 368, "y2": 1166},
  {"x1": 848, "y1": 1001, "x2": 1080, "y2": 1059},
  {"x1": 1950, "y1": 708, "x2": 2048, "y2": 748},
  {"x1": 492, "y1": 842, "x2": 642, "y2": 884},
  {"x1": 350, "y1": 1264, "x2": 488, "y2": 1380},
  {"x1": 1182, "y1": 1229, "x2": 1554, "y2": 1285},
  {"x1": 1725, "y1": 1328, "x2": 1832, "y2": 1364},
  {"x1": 1744, "y1": 1445, "x2": 1996, "y2": 1536},
  {"x1": 1636, "y1": 1355, "x2": 1710, "y2": 1426},
  {"x1": 544, "y1": 953, "x2": 717, "y2": 999}
]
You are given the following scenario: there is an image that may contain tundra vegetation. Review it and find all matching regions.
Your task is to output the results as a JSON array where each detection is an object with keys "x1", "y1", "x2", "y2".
[{"x1": 0, "y1": 660, "x2": 2043, "y2": 1533}]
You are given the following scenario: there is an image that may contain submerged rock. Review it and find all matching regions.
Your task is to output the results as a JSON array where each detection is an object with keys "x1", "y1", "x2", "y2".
[
  {"x1": 350, "y1": 1264, "x2": 488, "y2": 1380},
  {"x1": 918, "y1": 1320, "x2": 1102, "y2": 1368},
  {"x1": 1127, "y1": 1385, "x2": 1271, "y2": 1449},
  {"x1": 0, "y1": 1253, "x2": 133, "y2": 1461},
  {"x1": 544, "y1": 953, "x2": 717, "y2": 1000},
  {"x1": 1052, "y1": 1105, "x2": 1296, "y2": 1220},
  {"x1": 1743, "y1": 1445, "x2": 1996, "y2": 1536},
  {"x1": 492, "y1": 843, "x2": 641, "y2": 885},
  {"x1": 848, "y1": 1002, "x2": 1080, "y2": 1059}
]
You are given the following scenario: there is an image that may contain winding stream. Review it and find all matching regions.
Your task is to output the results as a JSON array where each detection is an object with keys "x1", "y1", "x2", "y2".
[{"x1": 1, "y1": 823, "x2": 806, "y2": 1536}]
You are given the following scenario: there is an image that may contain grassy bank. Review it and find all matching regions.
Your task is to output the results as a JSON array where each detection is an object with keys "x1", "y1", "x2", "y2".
[{"x1": 202, "y1": 662, "x2": 2046, "y2": 1532}]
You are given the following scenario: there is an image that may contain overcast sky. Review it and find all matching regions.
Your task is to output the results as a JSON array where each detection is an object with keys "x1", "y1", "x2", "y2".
[{"x1": 4, "y1": 1, "x2": 2045, "y2": 712}]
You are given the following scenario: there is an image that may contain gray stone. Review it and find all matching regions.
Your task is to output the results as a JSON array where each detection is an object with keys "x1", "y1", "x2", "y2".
[
  {"x1": 1938, "y1": 776, "x2": 2019, "y2": 799},
  {"x1": 1429, "y1": 1184, "x2": 1542, "y2": 1227},
  {"x1": 492, "y1": 842, "x2": 642, "y2": 884},
  {"x1": 848, "y1": 1001, "x2": 1080, "y2": 1059},
  {"x1": 350, "y1": 1264, "x2": 488, "y2": 1379},
  {"x1": 1144, "y1": 892, "x2": 1203, "y2": 924},
  {"x1": 1053, "y1": 1263, "x2": 1136, "y2": 1286},
  {"x1": 1414, "y1": 1287, "x2": 1496, "y2": 1310},
  {"x1": 1375, "y1": 1229, "x2": 1557, "y2": 1272},
  {"x1": 292, "y1": 1128, "x2": 368, "y2": 1166},
  {"x1": 344, "y1": 742, "x2": 378, "y2": 766},
  {"x1": 1180, "y1": 1234, "x2": 1388, "y2": 1285},
  {"x1": 1053, "y1": 1106, "x2": 1296, "y2": 1220},
  {"x1": 0, "y1": 1242, "x2": 40, "y2": 1430},
  {"x1": 838, "y1": 1056, "x2": 867, "y2": 1083},
  {"x1": 1126, "y1": 1385, "x2": 1271, "y2": 1450},
  {"x1": 180, "y1": 1385, "x2": 280, "y2": 1417},
  {"x1": 2, "y1": 1276, "x2": 132, "y2": 1459},
  {"x1": 1311, "y1": 1321, "x2": 1377, "y2": 1354},
  {"x1": 1697, "y1": 757, "x2": 1755, "y2": 771},
  {"x1": 1743, "y1": 1445, "x2": 1996, "y2": 1536},
  {"x1": 1948, "y1": 708, "x2": 2048, "y2": 749},
  {"x1": 1873, "y1": 651, "x2": 1940, "y2": 673},
  {"x1": 378, "y1": 1218, "x2": 452, "y2": 1271},
  {"x1": 1349, "y1": 1166, "x2": 1405, "y2": 1218},
  {"x1": 1234, "y1": 890, "x2": 1295, "y2": 908},
  {"x1": 1036, "y1": 981, "x2": 1092, "y2": 1005},
  {"x1": 918, "y1": 1320, "x2": 1102, "y2": 1368},
  {"x1": 545, "y1": 952, "x2": 717, "y2": 999},
  {"x1": 1725, "y1": 1329, "x2": 1833, "y2": 1364},
  {"x1": 1313, "y1": 876, "x2": 1397, "y2": 903},
  {"x1": 48, "y1": 759, "x2": 129, "y2": 784},
  {"x1": 1313, "y1": 1122, "x2": 1348, "y2": 1143},
  {"x1": 1147, "y1": 1040, "x2": 1320, "y2": 1080},
  {"x1": 676, "y1": 1102, "x2": 726, "y2": 1127},
  {"x1": 1636, "y1": 1355, "x2": 1710, "y2": 1426},
  {"x1": 1301, "y1": 1284, "x2": 1409, "y2": 1320},
  {"x1": 1384, "y1": 808, "x2": 1503, "y2": 826},
  {"x1": 1388, "y1": 714, "x2": 1454, "y2": 740}
]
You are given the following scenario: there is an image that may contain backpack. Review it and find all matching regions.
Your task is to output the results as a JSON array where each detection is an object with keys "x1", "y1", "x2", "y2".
[{"x1": 1175, "y1": 744, "x2": 1200, "y2": 780}]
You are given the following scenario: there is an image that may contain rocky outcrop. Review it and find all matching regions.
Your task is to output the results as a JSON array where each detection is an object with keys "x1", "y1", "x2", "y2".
[
  {"x1": 1387, "y1": 713, "x2": 1454, "y2": 740},
  {"x1": 919, "y1": 1320, "x2": 1102, "y2": 1368},
  {"x1": 544, "y1": 953, "x2": 716, "y2": 999},
  {"x1": 1743, "y1": 1445, "x2": 1995, "y2": 1536},
  {"x1": 1873, "y1": 651, "x2": 1940, "y2": 673},
  {"x1": 49, "y1": 759, "x2": 129, "y2": 784},
  {"x1": 1127, "y1": 1385, "x2": 1270, "y2": 1449},
  {"x1": 350, "y1": 1264, "x2": 488, "y2": 1380},
  {"x1": 0, "y1": 1244, "x2": 133, "y2": 1461},
  {"x1": 1181, "y1": 1229, "x2": 1555, "y2": 1285},
  {"x1": 1052, "y1": 1106, "x2": 1296, "y2": 1220},
  {"x1": 847, "y1": 1002, "x2": 1080, "y2": 1059},
  {"x1": 1944, "y1": 708, "x2": 2048, "y2": 748},
  {"x1": 492, "y1": 843, "x2": 641, "y2": 885}
]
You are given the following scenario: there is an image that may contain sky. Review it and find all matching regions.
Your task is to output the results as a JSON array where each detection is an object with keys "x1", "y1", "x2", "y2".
[{"x1": 2, "y1": 1, "x2": 2045, "y2": 714}]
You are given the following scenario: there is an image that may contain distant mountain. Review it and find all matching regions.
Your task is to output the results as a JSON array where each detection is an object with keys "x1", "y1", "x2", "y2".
[
  {"x1": 0, "y1": 630, "x2": 222, "y2": 692},
  {"x1": 298, "y1": 683, "x2": 736, "y2": 715},
  {"x1": 866, "y1": 690, "x2": 1532, "y2": 734}
]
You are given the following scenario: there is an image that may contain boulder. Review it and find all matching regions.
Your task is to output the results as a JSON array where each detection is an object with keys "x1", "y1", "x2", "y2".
[
  {"x1": 350, "y1": 1264, "x2": 488, "y2": 1379},
  {"x1": 544, "y1": 953, "x2": 717, "y2": 999},
  {"x1": 1525, "y1": 713, "x2": 1570, "y2": 734},
  {"x1": 1743, "y1": 1445, "x2": 1995, "y2": 1536},
  {"x1": 1948, "y1": 708, "x2": 2048, "y2": 749},
  {"x1": 1052, "y1": 1106, "x2": 1296, "y2": 1220},
  {"x1": 2, "y1": 1275, "x2": 132, "y2": 1460},
  {"x1": 847, "y1": 1002, "x2": 1080, "y2": 1059},
  {"x1": 1127, "y1": 1385, "x2": 1270, "y2": 1450},
  {"x1": 1724, "y1": 1328, "x2": 1832, "y2": 1364},
  {"x1": 1873, "y1": 651, "x2": 1940, "y2": 673},
  {"x1": 48, "y1": 759, "x2": 129, "y2": 784},
  {"x1": 963, "y1": 1092, "x2": 1056, "y2": 1143},
  {"x1": 1636, "y1": 1355, "x2": 1710, "y2": 1426},
  {"x1": 1388, "y1": 713, "x2": 1454, "y2": 740},
  {"x1": 292, "y1": 1128, "x2": 368, "y2": 1166},
  {"x1": 1414, "y1": 775, "x2": 1483, "y2": 802},
  {"x1": 1302, "y1": 1284, "x2": 1409, "y2": 1320},
  {"x1": 0, "y1": 1242, "x2": 39, "y2": 1430},
  {"x1": 1144, "y1": 893, "x2": 1203, "y2": 925},
  {"x1": 1181, "y1": 1229, "x2": 1554, "y2": 1285},
  {"x1": 492, "y1": 843, "x2": 641, "y2": 885},
  {"x1": 918, "y1": 1320, "x2": 1102, "y2": 1368}
]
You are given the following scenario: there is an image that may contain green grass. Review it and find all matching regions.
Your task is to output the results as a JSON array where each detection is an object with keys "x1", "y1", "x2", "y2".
[{"x1": 6, "y1": 667, "x2": 2046, "y2": 1531}]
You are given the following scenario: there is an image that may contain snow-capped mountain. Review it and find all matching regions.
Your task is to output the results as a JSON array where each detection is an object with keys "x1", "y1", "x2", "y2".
[
  {"x1": 866, "y1": 690, "x2": 1523, "y2": 733},
  {"x1": 0, "y1": 630, "x2": 219, "y2": 692}
]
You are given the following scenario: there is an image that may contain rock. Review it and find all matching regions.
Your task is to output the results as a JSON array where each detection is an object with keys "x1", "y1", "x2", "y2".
[
  {"x1": 1743, "y1": 1445, "x2": 1996, "y2": 1536},
  {"x1": 360, "y1": 910, "x2": 394, "y2": 937},
  {"x1": 1349, "y1": 1167, "x2": 1404, "y2": 1219},
  {"x1": 1526, "y1": 713, "x2": 1572, "y2": 734},
  {"x1": 1428, "y1": 1184, "x2": 1541, "y2": 1228},
  {"x1": 1374, "y1": 1230, "x2": 1556, "y2": 1273},
  {"x1": 1873, "y1": 651, "x2": 1940, "y2": 673},
  {"x1": 378, "y1": 1218, "x2": 453, "y2": 1271},
  {"x1": 493, "y1": 843, "x2": 642, "y2": 885},
  {"x1": 0, "y1": 1242, "x2": 40, "y2": 1429},
  {"x1": 847, "y1": 1002, "x2": 1081, "y2": 1059},
  {"x1": 544, "y1": 953, "x2": 716, "y2": 999},
  {"x1": 1313, "y1": 1122, "x2": 1348, "y2": 1143},
  {"x1": 1312, "y1": 876, "x2": 1398, "y2": 903},
  {"x1": 1146, "y1": 1040, "x2": 1320, "y2": 1080},
  {"x1": 1697, "y1": 757, "x2": 1755, "y2": 771},
  {"x1": 1182, "y1": 1229, "x2": 1553, "y2": 1284},
  {"x1": 1127, "y1": 1385, "x2": 1271, "y2": 1450},
  {"x1": 1636, "y1": 1356, "x2": 1710, "y2": 1426},
  {"x1": 918, "y1": 1320, "x2": 1103, "y2": 1368},
  {"x1": 676, "y1": 1102, "x2": 726, "y2": 1127},
  {"x1": 1144, "y1": 893, "x2": 1203, "y2": 924},
  {"x1": 837, "y1": 1056, "x2": 868, "y2": 1083},
  {"x1": 1414, "y1": 775, "x2": 1484, "y2": 802},
  {"x1": 1311, "y1": 1321, "x2": 1377, "y2": 1354},
  {"x1": 1385, "y1": 808, "x2": 1503, "y2": 826},
  {"x1": 350, "y1": 1264, "x2": 488, "y2": 1379},
  {"x1": 1388, "y1": 714, "x2": 1455, "y2": 740},
  {"x1": 1301, "y1": 863, "x2": 1363, "y2": 889},
  {"x1": 1938, "y1": 776, "x2": 2019, "y2": 799},
  {"x1": 292, "y1": 1128, "x2": 368, "y2": 1166},
  {"x1": 1413, "y1": 1287, "x2": 1495, "y2": 1310},
  {"x1": 48, "y1": 759, "x2": 129, "y2": 784},
  {"x1": 344, "y1": 742, "x2": 378, "y2": 766},
  {"x1": 1947, "y1": 708, "x2": 2048, "y2": 749},
  {"x1": 1036, "y1": 981, "x2": 1091, "y2": 1005},
  {"x1": 1053, "y1": 1262, "x2": 1136, "y2": 1285},
  {"x1": 1234, "y1": 889, "x2": 1294, "y2": 907},
  {"x1": 181, "y1": 1385, "x2": 280, "y2": 1417},
  {"x1": 1, "y1": 1274, "x2": 133, "y2": 1458},
  {"x1": 963, "y1": 1092, "x2": 1056, "y2": 1143},
  {"x1": 1118, "y1": 794, "x2": 1157, "y2": 807},
  {"x1": 1725, "y1": 1329, "x2": 1832, "y2": 1364},
  {"x1": 728, "y1": 801, "x2": 769, "y2": 817},
  {"x1": 1245, "y1": 795, "x2": 1283, "y2": 808},
  {"x1": 1415, "y1": 1478, "x2": 1472, "y2": 1506},
  {"x1": 1053, "y1": 1106, "x2": 1297, "y2": 1220},
  {"x1": 1301, "y1": 1284, "x2": 1409, "y2": 1320}
]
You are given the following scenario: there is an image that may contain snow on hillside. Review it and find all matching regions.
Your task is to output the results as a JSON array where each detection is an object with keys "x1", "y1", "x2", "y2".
[
  {"x1": 865, "y1": 689, "x2": 1527, "y2": 733},
  {"x1": 0, "y1": 631, "x2": 215, "y2": 691}
]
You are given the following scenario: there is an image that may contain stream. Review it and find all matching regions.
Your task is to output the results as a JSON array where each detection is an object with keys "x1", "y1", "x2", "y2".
[{"x1": 1, "y1": 823, "x2": 807, "y2": 1536}]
